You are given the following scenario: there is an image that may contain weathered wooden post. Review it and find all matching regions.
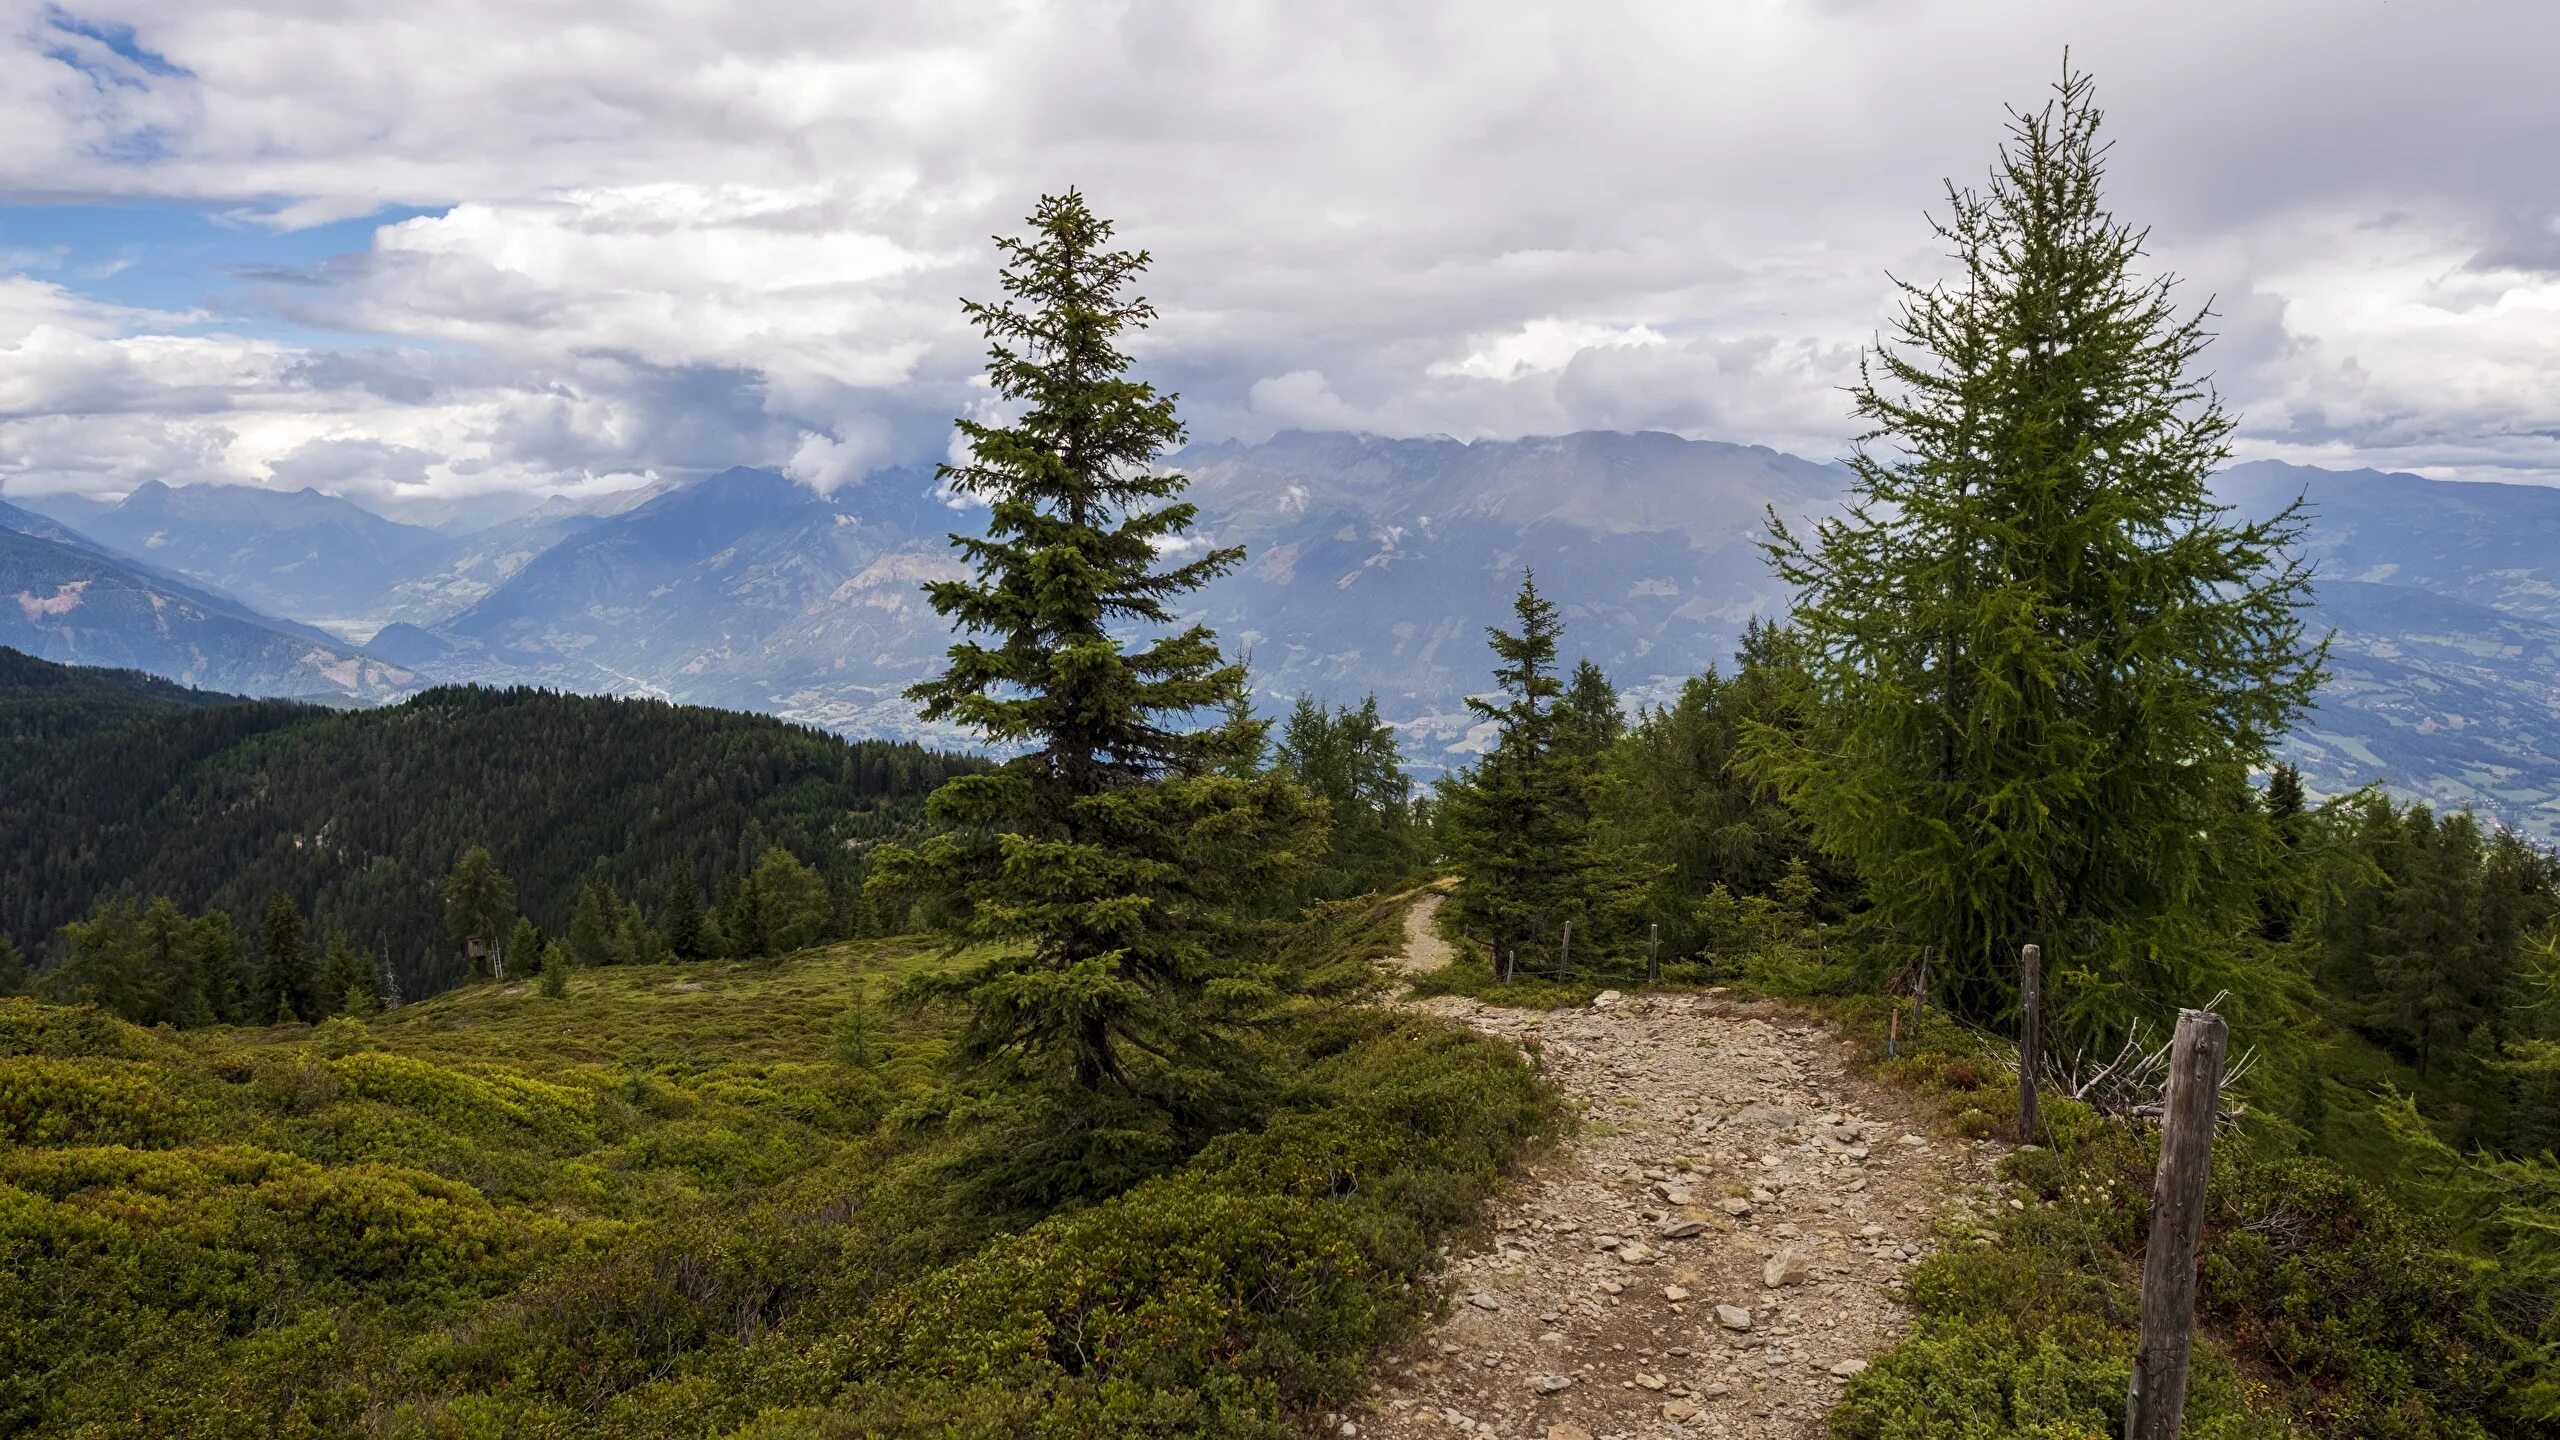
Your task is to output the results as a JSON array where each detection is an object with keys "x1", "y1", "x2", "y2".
[
  {"x1": 2126, "y1": 1009, "x2": 2230, "y2": 1440},
  {"x1": 1913, "y1": 945, "x2": 1932, "y2": 1040},
  {"x1": 2018, "y1": 944, "x2": 2043, "y2": 1137},
  {"x1": 1646, "y1": 923, "x2": 1661, "y2": 983},
  {"x1": 1558, "y1": 920, "x2": 1573, "y2": 981}
]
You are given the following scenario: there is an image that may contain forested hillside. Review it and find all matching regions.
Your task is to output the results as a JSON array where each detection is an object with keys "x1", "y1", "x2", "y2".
[{"x1": 0, "y1": 652, "x2": 978, "y2": 999}]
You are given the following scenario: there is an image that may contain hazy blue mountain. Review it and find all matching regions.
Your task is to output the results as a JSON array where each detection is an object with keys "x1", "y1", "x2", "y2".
[
  {"x1": 2216, "y1": 461, "x2": 2560, "y2": 624},
  {"x1": 25, "y1": 480, "x2": 461, "y2": 627},
  {"x1": 424, "y1": 466, "x2": 965, "y2": 731},
  {"x1": 31, "y1": 436, "x2": 2559, "y2": 839},
  {"x1": 1173, "y1": 430, "x2": 1849, "y2": 757},
  {"x1": 2206, "y1": 462, "x2": 2560, "y2": 838},
  {"x1": 0, "y1": 509, "x2": 416, "y2": 701}
]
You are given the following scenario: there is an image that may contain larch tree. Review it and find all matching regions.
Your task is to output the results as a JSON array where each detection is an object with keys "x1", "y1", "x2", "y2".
[
  {"x1": 1748, "y1": 67, "x2": 2322, "y2": 1030},
  {"x1": 868, "y1": 190, "x2": 1319, "y2": 1175}
]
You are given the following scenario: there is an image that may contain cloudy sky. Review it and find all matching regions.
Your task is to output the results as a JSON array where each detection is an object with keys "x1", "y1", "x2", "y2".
[{"x1": 3, "y1": 0, "x2": 2556, "y2": 515}]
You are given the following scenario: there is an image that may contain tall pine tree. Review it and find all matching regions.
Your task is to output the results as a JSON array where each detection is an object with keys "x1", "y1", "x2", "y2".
[
  {"x1": 868, "y1": 191, "x2": 1318, "y2": 1179},
  {"x1": 1749, "y1": 68, "x2": 2321, "y2": 1029},
  {"x1": 1442, "y1": 572, "x2": 1637, "y2": 971}
]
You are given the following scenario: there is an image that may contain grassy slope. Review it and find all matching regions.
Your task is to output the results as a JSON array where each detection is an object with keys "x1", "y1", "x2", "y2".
[{"x1": 2, "y1": 896, "x2": 1563, "y2": 1440}]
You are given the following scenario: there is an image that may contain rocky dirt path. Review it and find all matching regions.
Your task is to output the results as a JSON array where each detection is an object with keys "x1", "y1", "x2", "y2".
[{"x1": 1346, "y1": 896, "x2": 2003, "y2": 1440}]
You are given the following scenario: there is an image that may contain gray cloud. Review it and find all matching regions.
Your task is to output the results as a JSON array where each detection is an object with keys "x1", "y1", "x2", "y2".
[{"x1": 2, "y1": 0, "x2": 2557, "y2": 500}]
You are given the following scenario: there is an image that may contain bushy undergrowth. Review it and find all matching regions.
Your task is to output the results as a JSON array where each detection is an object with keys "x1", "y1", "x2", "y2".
[
  {"x1": 0, "y1": 894, "x2": 1559, "y2": 1439},
  {"x1": 1751, "y1": 987, "x2": 2550, "y2": 1440}
]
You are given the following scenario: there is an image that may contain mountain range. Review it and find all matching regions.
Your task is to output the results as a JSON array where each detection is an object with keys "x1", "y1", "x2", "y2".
[{"x1": 6, "y1": 434, "x2": 2559, "y2": 838}]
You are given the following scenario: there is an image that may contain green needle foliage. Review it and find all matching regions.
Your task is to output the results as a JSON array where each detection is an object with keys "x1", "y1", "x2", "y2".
[
  {"x1": 1750, "y1": 68, "x2": 2322, "y2": 1032},
  {"x1": 1441, "y1": 572, "x2": 1644, "y2": 972},
  {"x1": 870, "y1": 191, "x2": 1321, "y2": 1192}
]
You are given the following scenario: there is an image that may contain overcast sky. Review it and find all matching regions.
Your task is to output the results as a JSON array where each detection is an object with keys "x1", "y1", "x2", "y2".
[{"x1": 2, "y1": 0, "x2": 2556, "y2": 512}]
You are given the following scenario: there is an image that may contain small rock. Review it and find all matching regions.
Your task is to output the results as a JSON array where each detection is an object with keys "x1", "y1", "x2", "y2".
[
  {"x1": 1830, "y1": 1359, "x2": 1870, "y2": 1377},
  {"x1": 1715, "y1": 1304, "x2": 1754, "y2": 1331},
  {"x1": 1662, "y1": 1399, "x2": 1701, "y2": 1420},
  {"x1": 1663, "y1": 1284, "x2": 1691, "y2": 1301},
  {"x1": 1635, "y1": 1371, "x2": 1668, "y2": 1391},
  {"x1": 1658, "y1": 1218, "x2": 1708, "y2": 1239},
  {"x1": 1591, "y1": 990, "x2": 1624, "y2": 1009},
  {"x1": 1546, "y1": 1426, "x2": 1595, "y2": 1440},
  {"x1": 1763, "y1": 1246, "x2": 1810, "y2": 1287},
  {"x1": 1716, "y1": 1197, "x2": 1753, "y2": 1217},
  {"x1": 1527, "y1": 1373, "x2": 1576, "y2": 1395},
  {"x1": 1615, "y1": 1241, "x2": 1658, "y2": 1265},
  {"x1": 1467, "y1": 1293, "x2": 1502, "y2": 1311}
]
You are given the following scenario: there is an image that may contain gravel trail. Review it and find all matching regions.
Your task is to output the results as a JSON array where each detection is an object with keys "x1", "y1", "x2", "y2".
[{"x1": 1348, "y1": 898, "x2": 2001, "y2": 1440}]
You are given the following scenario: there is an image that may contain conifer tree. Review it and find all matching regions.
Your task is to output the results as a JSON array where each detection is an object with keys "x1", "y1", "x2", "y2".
[
  {"x1": 539, "y1": 939, "x2": 570, "y2": 998},
  {"x1": 567, "y1": 883, "x2": 617, "y2": 969},
  {"x1": 0, "y1": 933, "x2": 22, "y2": 996},
  {"x1": 443, "y1": 846, "x2": 518, "y2": 978},
  {"x1": 321, "y1": 931, "x2": 374, "y2": 1016},
  {"x1": 507, "y1": 917, "x2": 544, "y2": 975},
  {"x1": 195, "y1": 911, "x2": 246, "y2": 1022},
  {"x1": 1749, "y1": 68, "x2": 2322, "y2": 1026},
  {"x1": 257, "y1": 893, "x2": 310, "y2": 1023},
  {"x1": 664, "y1": 873, "x2": 706, "y2": 958},
  {"x1": 1443, "y1": 572, "x2": 1592, "y2": 969},
  {"x1": 752, "y1": 845, "x2": 831, "y2": 954},
  {"x1": 869, "y1": 190, "x2": 1319, "y2": 1139}
]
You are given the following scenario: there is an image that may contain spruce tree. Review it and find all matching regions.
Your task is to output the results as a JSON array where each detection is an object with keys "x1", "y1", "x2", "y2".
[
  {"x1": 321, "y1": 931, "x2": 374, "y2": 1016},
  {"x1": 443, "y1": 846, "x2": 518, "y2": 979},
  {"x1": 664, "y1": 873, "x2": 706, "y2": 959},
  {"x1": 1749, "y1": 68, "x2": 2322, "y2": 1028},
  {"x1": 1443, "y1": 572, "x2": 1587, "y2": 971},
  {"x1": 539, "y1": 939, "x2": 570, "y2": 998},
  {"x1": 566, "y1": 884, "x2": 617, "y2": 969},
  {"x1": 507, "y1": 917, "x2": 545, "y2": 975},
  {"x1": 257, "y1": 894, "x2": 310, "y2": 1023},
  {"x1": 868, "y1": 191, "x2": 1319, "y2": 1146}
]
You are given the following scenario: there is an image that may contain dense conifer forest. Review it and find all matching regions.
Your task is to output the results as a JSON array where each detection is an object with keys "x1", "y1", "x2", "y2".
[{"x1": 0, "y1": 651, "x2": 979, "y2": 1001}]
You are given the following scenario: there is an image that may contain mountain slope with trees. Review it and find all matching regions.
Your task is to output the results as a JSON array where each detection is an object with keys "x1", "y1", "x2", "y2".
[{"x1": 0, "y1": 652, "x2": 979, "y2": 1000}]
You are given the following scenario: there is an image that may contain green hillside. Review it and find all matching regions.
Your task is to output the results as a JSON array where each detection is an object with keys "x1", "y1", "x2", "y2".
[
  {"x1": 0, "y1": 893, "x2": 1553, "y2": 1438},
  {"x1": 0, "y1": 654, "x2": 980, "y2": 997}
]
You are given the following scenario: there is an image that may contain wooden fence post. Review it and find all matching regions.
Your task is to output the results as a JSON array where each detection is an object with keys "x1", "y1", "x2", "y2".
[
  {"x1": 1558, "y1": 920, "x2": 1573, "y2": 981},
  {"x1": 2018, "y1": 944, "x2": 2043, "y2": 1138},
  {"x1": 1646, "y1": 923, "x2": 1661, "y2": 983},
  {"x1": 2126, "y1": 1009, "x2": 2230, "y2": 1440}
]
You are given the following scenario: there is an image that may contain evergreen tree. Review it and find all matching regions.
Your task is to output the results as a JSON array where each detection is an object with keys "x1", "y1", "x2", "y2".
[
  {"x1": 194, "y1": 911, "x2": 246, "y2": 1022},
  {"x1": 0, "y1": 933, "x2": 22, "y2": 996},
  {"x1": 51, "y1": 897, "x2": 146, "y2": 1018},
  {"x1": 1555, "y1": 659, "x2": 1625, "y2": 760},
  {"x1": 714, "y1": 872, "x2": 765, "y2": 959},
  {"x1": 321, "y1": 930, "x2": 374, "y2": 1016},
  {"x1": 1441, "y1": 572, "x2": 1615, "y2": 970},
  {"x1": 664, "y1": 873, "x2": 706, "y2": 959},
  {"x1": 751, "y1": 846, "x2": 831, "y2": 954},
  {"x1": 868, "y1": 190, "x2": 1320, "y2": 1156},
  {"x1": 507, "y1": 916, "x2": 545, "y2": 975},
  {"x1": 443, "y1": 846, "x2": 518, "y2": 979},
  {"x1": 2259, "y1": 763, "x2": 2311, "y2": 941},
  {"x1": 257, "y1": 893, "x2": 310, "y2": 1023},
  {"x1": 1749, "y1": 69, "x2": 2322, "y2": 1029},
  {"x1": 1273, "y1": 694, "x2": 1422, "y2": 900},
  {"x1": 141, "y1": 896, "x2": 214, "y2": 1027},
  {"x1": 538, "y1": 938, "x2": 570, "y2": 998},
  {"x1": 566, "y1": 884, "x2": 617, "y2": 969}
]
